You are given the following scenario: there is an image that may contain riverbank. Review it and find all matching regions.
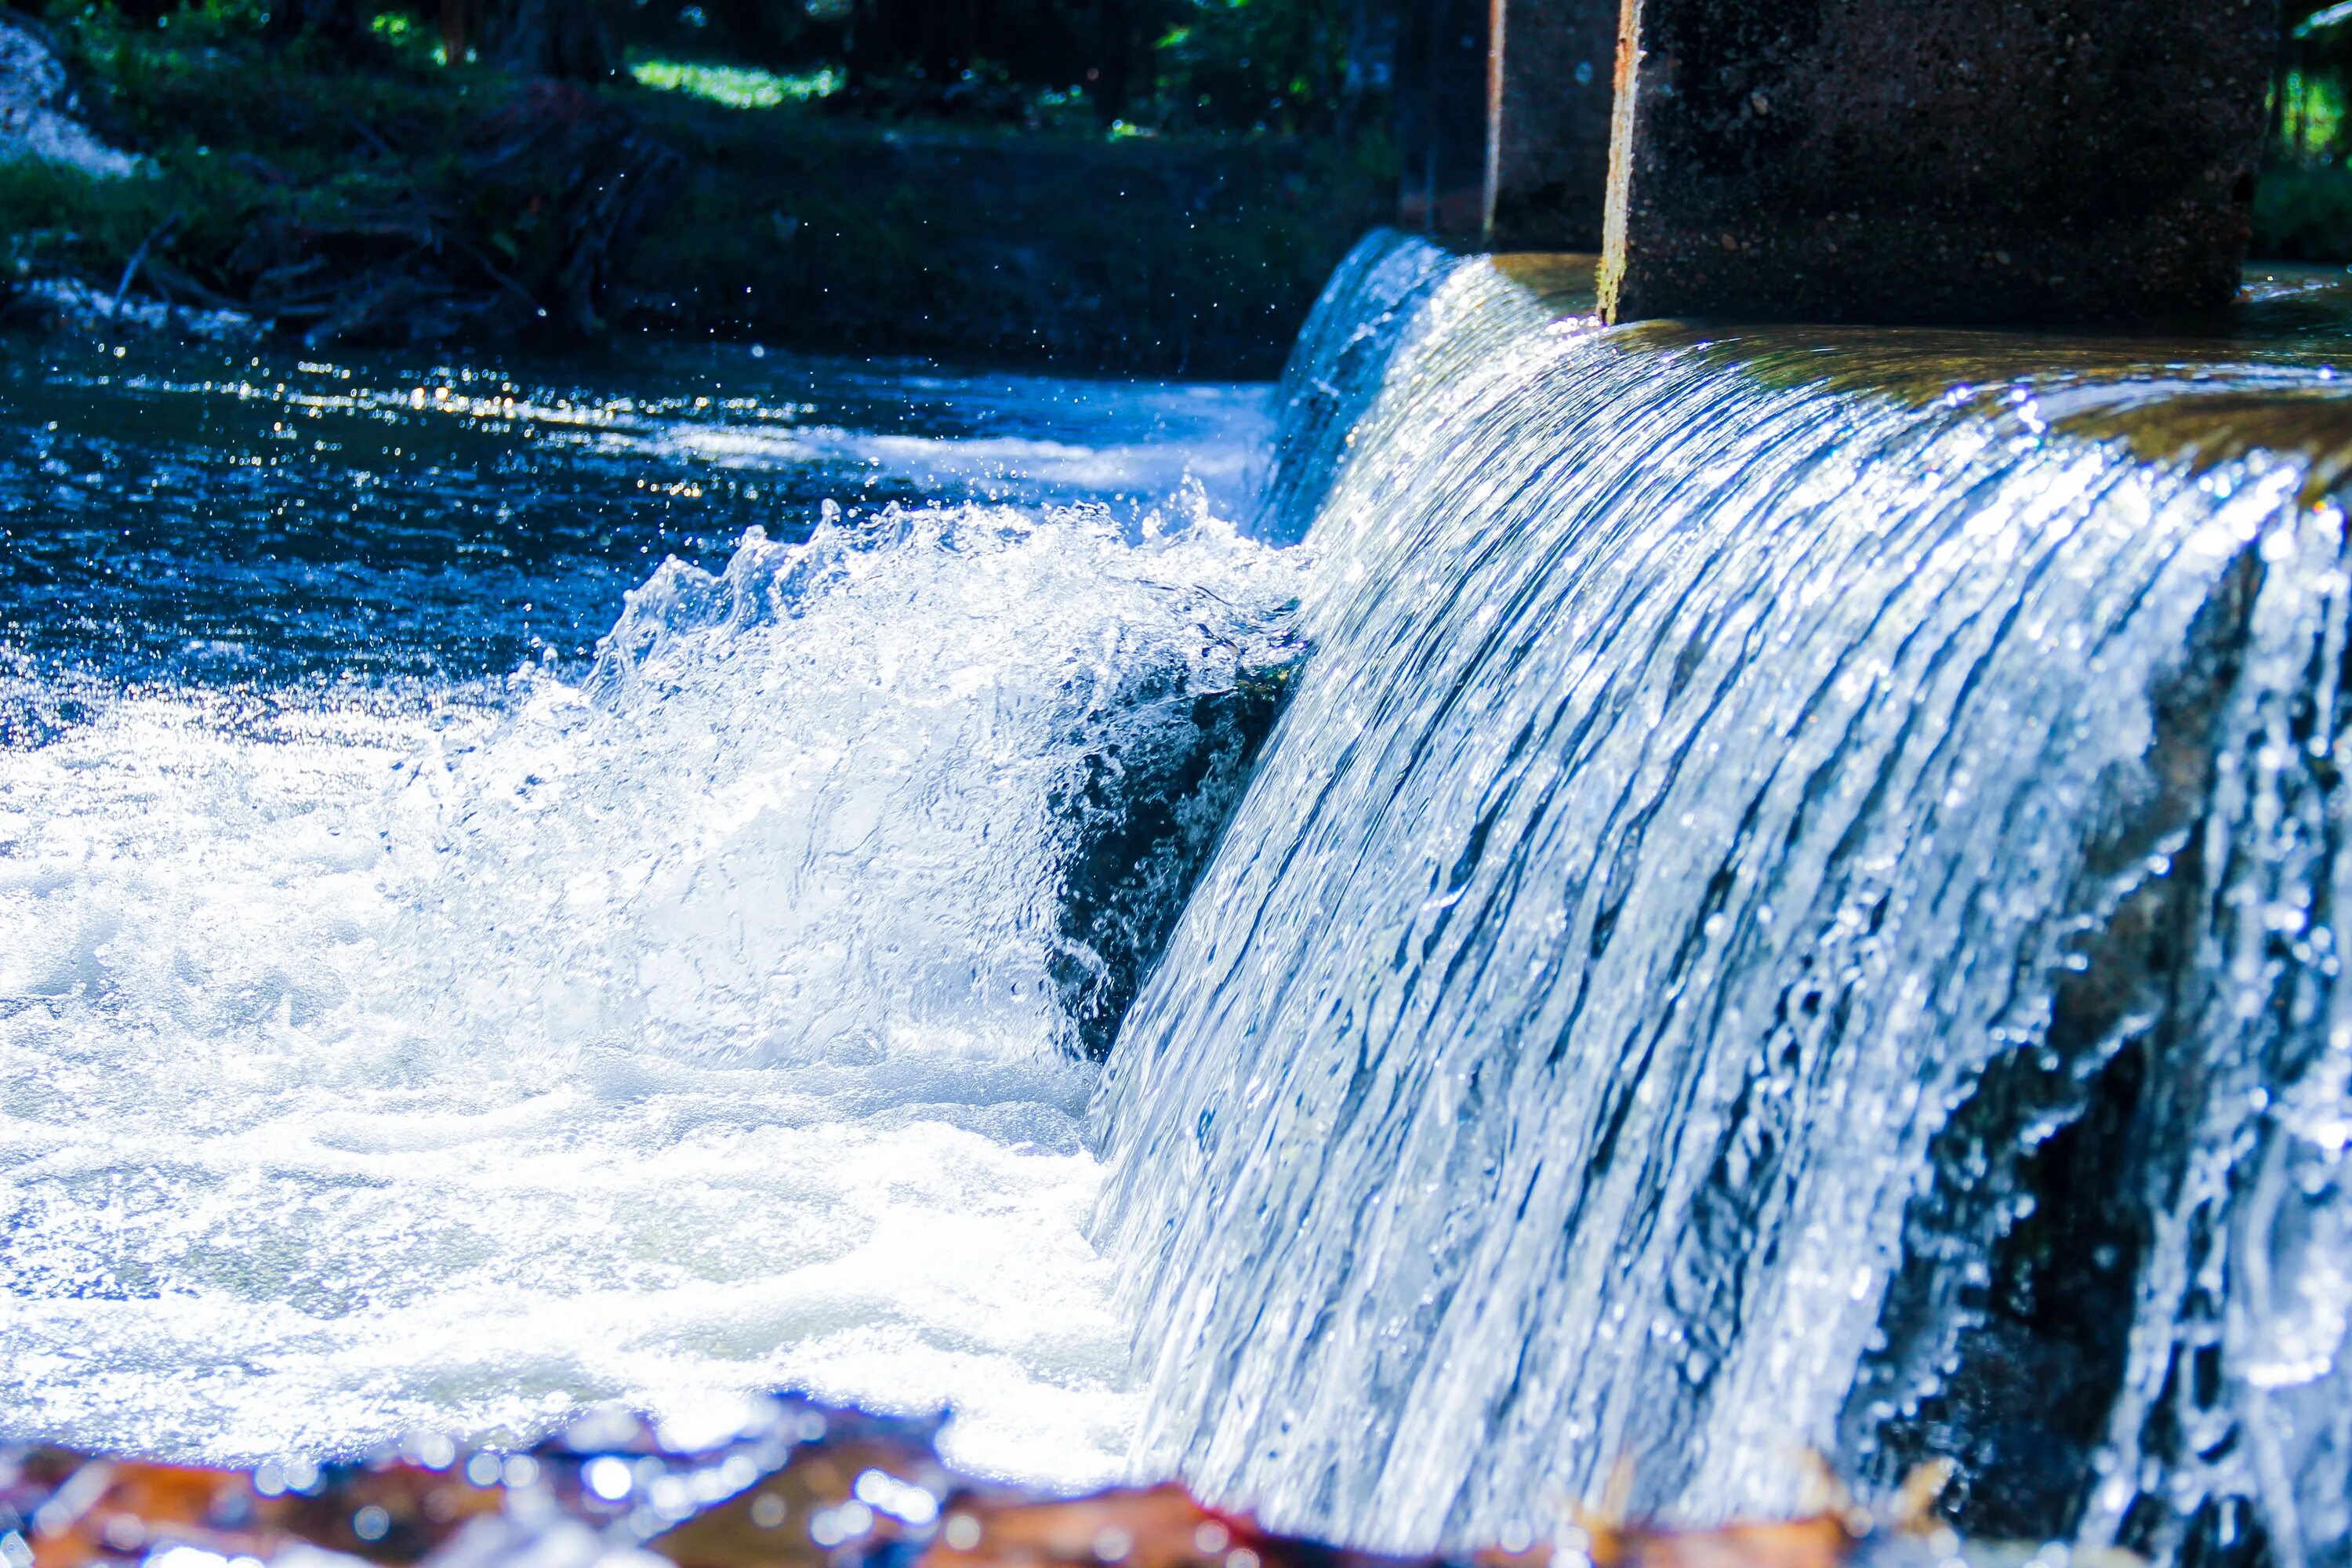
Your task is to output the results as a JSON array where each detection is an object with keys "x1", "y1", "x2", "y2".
[
  {"x1": 0, "y1": 11, "x2": 1392, "y2": 376},
  {"x1": 2, "y1": 1393, "x2": 2014, "y2": 1568}
]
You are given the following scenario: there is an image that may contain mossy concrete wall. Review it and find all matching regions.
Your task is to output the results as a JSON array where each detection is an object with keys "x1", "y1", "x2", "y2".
[{"x1": 1599, "y1": 0, "x2": 2280, "y2": 325}]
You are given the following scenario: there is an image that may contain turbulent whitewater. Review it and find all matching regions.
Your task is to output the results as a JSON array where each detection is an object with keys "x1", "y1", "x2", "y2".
[
  {"x1": 1093, "y1": 236, "x2": 2352, "y2": 1566},
  {"x1": 0, "y1": 346, "x2": 1298, "y2": 1486}
]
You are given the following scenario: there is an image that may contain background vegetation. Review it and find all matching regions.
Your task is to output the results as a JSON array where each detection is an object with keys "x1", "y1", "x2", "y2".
[
  {"x1": 13, "y1": 0, "x2": 2352, "y2": 366},
  {"x1": 0, "y1": 0, "x2": 1400, "y2": 372},
  {"x1": 2259, "y1": 1, "x2": 2352, "y2": 260}
]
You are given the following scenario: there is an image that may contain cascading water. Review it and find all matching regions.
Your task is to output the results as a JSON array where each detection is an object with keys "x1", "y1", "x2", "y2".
[
  {"x1": 14, "y1": 242, "x2": 2352, "y2": 1568},
  {"x1": 1091, "y1": 234, "x2": 2352, "y2": 1567}
]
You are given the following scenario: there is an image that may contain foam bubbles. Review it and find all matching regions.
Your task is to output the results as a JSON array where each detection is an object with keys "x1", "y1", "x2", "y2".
[{"x1": 0, "y1": 500, "x2": 1301, "y2": 1487}]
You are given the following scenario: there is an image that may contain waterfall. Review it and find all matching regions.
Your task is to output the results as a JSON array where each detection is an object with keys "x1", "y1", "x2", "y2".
[{"x1": 1093, "y1": 234, "x2": 2352, "y2": 1566}]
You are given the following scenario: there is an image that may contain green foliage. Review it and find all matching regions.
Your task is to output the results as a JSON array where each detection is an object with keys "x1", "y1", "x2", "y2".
[
  {"x1": 617, "y1": 0, "x2": 1391, "y2": 134},
  {"x1": 2258, "y1": 6, "x2": 2352, "y2": 257},
  {"x1": 1148, "y1": 0, "x2": 1375, "y2": 135},
  {"x1": 2281, "y1": 67, "x2": 2348, "y2": 156},
  {"x1": 2, "y1": 0, "x2": 1391, "y2": 370},
  {"x1": 2243, "y1": 6, "x2": 2352, "y2": 260},
  {"x1": 628, "y1": 58, "x2": 840, "y2": 107},
  {"x1": 31, "y1": 0, "x2": 1396, "y2": 136}
]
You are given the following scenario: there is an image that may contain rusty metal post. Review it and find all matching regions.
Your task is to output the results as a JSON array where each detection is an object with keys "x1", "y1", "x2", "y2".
[{"x1": 1599, "y1": 0, "x2": 2279, "y2": 324}]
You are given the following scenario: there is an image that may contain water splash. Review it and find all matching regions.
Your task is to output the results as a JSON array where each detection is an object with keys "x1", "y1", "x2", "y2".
[
  {"x1": 0, "y1": 495, "x2": 1300, "y2": 1486},
  {"x1": 1091, "y1": 237, "x2": 2352, "y2": 1563}
]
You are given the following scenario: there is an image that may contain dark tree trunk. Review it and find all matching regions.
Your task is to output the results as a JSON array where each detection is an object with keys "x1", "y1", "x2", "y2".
[
  {"x1": 1091, "y1": 0, "x2": 1129, "y2": 123},
  {"x1": 263, "y1": 0, "x2": 373, "y2": 55},
  {"x1": 844, "y1": 0, "x2": 896, "y2": 82},
  {"x1": 708, "y1": 0, "x2": 802, "y2": 67},
  {"x1": 482, "y1": 0, "x2": 614, "y2": 80}
]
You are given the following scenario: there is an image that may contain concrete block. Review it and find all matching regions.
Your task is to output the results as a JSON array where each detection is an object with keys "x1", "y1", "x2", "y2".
[
  {"x1": 1599, "y1": 0, "x2": 2281, "y2": 325},
  {"x1": 1488, "y1": 0, "x2": 1619, "y2": 248}
]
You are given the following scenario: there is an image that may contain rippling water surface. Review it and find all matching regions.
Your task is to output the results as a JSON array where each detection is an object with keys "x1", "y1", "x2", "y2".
[{"x1": 0, "y1": 331, "x2": 1294, "y2": 1486}]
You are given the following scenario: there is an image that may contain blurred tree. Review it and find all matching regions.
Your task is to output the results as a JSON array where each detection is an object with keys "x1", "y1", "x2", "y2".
[
  {"x1": 703, "y1": 0, "x2": 809, "y2": 64},
  {"x1": 1151, "y1": 0, "x2": 1390, "y2": 134},
  {"x1": 252, "y1": 0, "x2": 608, "y2": 74},
  {"x1": 2277, "y1": 1, "x2": 2352, "y2": 158},
  {"x1": 481, "y1": 0, "x2": 613, "y2": 77},
  {"x1": 232, "y1": 0, "x2": 1396, "y2": 136}
]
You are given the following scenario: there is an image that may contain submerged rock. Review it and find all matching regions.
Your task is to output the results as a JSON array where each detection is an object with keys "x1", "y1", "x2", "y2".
[{"x1": 1050, "y1": 655, "x2": 1300, "y2": 1062}]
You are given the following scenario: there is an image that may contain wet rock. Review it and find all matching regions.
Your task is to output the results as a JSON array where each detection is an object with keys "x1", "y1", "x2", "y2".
[
  {"x1": 0, "y1": 1399, "x2": 2086, "y2": 1568},
  {"x1": 1050, "y1": 657, "x2": 1298, "y2": 1062}
]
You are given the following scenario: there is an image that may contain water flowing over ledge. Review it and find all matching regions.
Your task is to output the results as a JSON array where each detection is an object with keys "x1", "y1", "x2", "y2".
[{"x1": 1091, "y1": 234, "x2": 2352, "y2": 1566}]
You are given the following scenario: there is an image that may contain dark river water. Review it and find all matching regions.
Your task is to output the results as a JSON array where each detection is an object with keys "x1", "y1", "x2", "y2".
[{"x1": 0, "y1": 333, "x2": 1270, "y2": 690}]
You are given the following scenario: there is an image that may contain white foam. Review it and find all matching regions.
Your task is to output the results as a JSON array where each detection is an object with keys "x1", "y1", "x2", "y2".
[{"x1": 0, "y1": 502, "x2": 1301, "y2": 1486}]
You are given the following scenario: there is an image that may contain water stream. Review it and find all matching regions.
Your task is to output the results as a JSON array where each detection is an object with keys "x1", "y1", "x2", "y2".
[{"x1": 11, "y1": 241, "x2": 2352, "y2": 1568}]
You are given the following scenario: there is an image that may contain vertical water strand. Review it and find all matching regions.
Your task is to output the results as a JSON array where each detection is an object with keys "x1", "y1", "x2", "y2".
[
  {"x1": 2077, "y1": 500, "x2": 2352, "y2": 1568},
  {"x1": 1245, "y1": 229, "x2": 1463, "y2": 547}
]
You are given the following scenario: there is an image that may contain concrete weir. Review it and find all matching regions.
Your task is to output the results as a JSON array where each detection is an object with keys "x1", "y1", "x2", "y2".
[{"x1": 1597, "y1": 0, "x2": 2281, "y2": 324}]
